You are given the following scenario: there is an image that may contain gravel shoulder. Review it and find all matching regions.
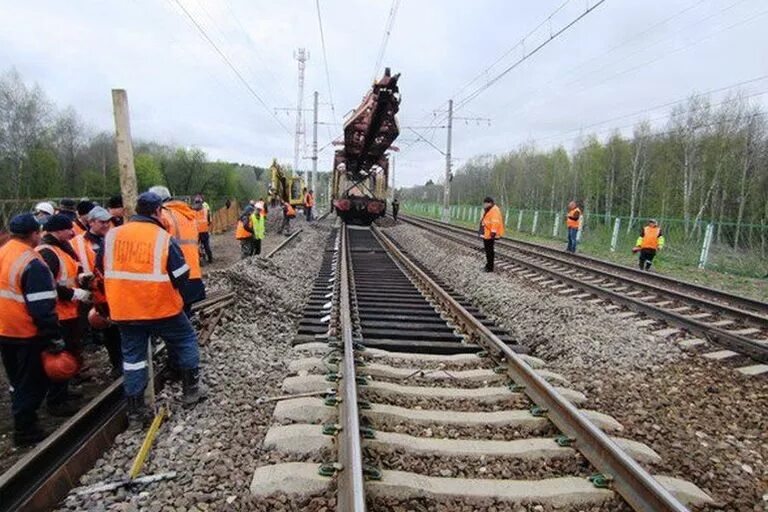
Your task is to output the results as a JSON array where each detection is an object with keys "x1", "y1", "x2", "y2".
[
  {"x1": 384, "y1": 223, "x2": 768, "y2": 512},
  {"x1": 56, "y1": 219, "x2": 333, "y2": 512}
]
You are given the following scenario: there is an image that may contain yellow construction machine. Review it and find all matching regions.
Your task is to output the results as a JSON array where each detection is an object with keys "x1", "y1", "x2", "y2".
[{"x1": 267, "y1": 159, "x2": 306, "y2": 209}]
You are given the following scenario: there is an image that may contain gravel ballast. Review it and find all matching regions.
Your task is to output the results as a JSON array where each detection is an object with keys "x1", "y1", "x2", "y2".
[
  {"x1": 385, "y1": 222, "x2": 767, "y2": 511},
  {"x1": 56, "y1": 221, "x2": 333, "y2": 512}
]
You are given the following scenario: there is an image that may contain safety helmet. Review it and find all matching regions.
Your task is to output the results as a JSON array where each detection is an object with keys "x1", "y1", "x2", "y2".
[
  {"x1": 33, "y1": 202, "x2": 55, "y2": 216},
  {"x1": 41, "y1": 351, "x2": 80, "y2": 382},
  {"x1": 88, "y1": 307, "x2": 111, "y2": 330}
]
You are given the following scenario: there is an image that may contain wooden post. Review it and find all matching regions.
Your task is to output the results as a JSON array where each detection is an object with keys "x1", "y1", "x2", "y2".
[{"x1": 112, "y1": 90, "x2": 138, "y2": 217}]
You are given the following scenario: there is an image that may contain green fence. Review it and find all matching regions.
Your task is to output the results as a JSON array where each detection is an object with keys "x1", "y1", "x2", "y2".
[{"x1": 402, "y1": 202, "x2": 768, "y2": 278}]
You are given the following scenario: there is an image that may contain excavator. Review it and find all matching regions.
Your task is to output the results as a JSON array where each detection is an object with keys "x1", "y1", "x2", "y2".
[{"x1": 267, "y1": 159, "x2": 306, "y2": 209}]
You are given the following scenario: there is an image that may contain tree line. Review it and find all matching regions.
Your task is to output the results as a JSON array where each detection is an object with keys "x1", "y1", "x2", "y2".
[
  {"x1": 401, "y1": 93, "x2": 768, "y2": 246},
  {"x1": 0, "y1": 68, "x2": 274, "y2": 206}
]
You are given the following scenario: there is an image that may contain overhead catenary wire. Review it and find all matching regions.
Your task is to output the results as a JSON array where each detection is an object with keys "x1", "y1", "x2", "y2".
[
  {"x1": 371, "y1": 0, "x2": 401, "y2": 83},
  {"x1": 501, "y1": 0, "x2": 760, "y2": 118},
  {"x1": 169, "y1": 0, "x2": 292, "y2": 135},
  {"x1": 315, "y1": 0, "x2": 338, "y2": 128},
  {"x1": 451, "y1": 0, "x2": 609, "y2": 114}
]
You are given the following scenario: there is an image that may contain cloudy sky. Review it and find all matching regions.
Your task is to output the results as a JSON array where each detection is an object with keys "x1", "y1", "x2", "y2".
[{"x1": 1, "y1": 0, "x2": 767, "y2": 186}]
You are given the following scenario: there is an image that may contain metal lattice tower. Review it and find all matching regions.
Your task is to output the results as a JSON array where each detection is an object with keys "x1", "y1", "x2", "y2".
[{"x1": 293, "y1": 48, "x2": 309, "y2": 174}]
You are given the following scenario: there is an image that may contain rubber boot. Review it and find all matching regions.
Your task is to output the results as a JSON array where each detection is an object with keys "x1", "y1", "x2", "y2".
[
  {"x1": 181, "y1": 368, "x2": 208, "y2": 408},
  {"x1": 126, "y1": 395, "x2": 153, "y2": 430},
  {"x1": 13, "y1": 413, "x2": 48, "y2": 447}
]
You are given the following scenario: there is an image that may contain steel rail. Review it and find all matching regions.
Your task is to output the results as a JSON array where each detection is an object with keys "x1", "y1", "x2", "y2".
[
  {"x1": 402, "y1": 216, "x2": 768, "y2": 363},
  {"x1": 402, "y1": 214, "x2": 768, "y2": 317},
  {"x1": 371, "y1": 225, "x2": 688, "y2": 512},
  {"x1": 336, "y1": 225, "x2": 367, "y2": 511},
  {"x1": 266, "y1": 229, "x2": 303, "y2": 258},
  {"x1": 0, "y1": 293, "x2": 233, "y2": 511}
]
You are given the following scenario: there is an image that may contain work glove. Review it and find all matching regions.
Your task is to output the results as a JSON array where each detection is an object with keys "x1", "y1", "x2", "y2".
[
  {"x1": 78, "y1": 272, "x2": 95, "y2": 289},
  {"x1": 72, "y1": 288, "x2": 92, "y2": 303},
  {"x1": 47, "y1": 338, "x2": 66, "y2": 354},
  {"x1": 490, "y1": 233, "x2": 497, "y2": 240}
]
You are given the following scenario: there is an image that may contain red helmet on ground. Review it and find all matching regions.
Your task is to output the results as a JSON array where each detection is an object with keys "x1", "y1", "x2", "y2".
[
  {"x1": 41, "y1": 351, "x2": 80, "y2": 382},
  {"x1": 88, "y1": 307, "x2": 111, "y2": 330}
]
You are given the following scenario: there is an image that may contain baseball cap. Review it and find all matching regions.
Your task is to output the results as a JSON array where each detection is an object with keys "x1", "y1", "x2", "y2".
[{"x1": 87, "y1": 206, "x2": 113, "y2": 222}]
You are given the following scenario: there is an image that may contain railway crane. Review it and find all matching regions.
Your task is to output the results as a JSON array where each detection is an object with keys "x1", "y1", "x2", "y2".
[{"x1": 331, "y1": 68, "x2": 400, "y2": 224}]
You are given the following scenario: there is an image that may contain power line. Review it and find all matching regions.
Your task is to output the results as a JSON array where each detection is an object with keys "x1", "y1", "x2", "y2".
[
  {"x1": 169, "y1": 0, "x2": 292, "y2": 135},
  {"x1": 517, "y1": 89, "x2": 768, "y2": 149},
  {"x1": 371, "y1": 0, "x2": 401, "y2": 82},
  {"x1": 452, "y1": 0, "x2": 609, "y2": 113},
  {"x1": 315, "y1": 0, "x2": 338, "y2": 127},
  {"x1": 501, "y1": 0, "x2": 758, "y2": 118}
]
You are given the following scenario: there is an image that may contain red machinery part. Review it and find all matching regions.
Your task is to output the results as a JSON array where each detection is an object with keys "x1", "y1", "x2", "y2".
[
  {"x1": 367, "y1": 201, "x2": 385, "y2": 214},
  {"x1": 334, "y1": 199, "x2": 351, "y2": 211}
]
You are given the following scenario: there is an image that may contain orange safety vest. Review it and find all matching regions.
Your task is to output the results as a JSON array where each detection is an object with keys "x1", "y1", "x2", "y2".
[
  {"x1": 35, "y1": 243, "x2": 79, "y2": 321},
  {"x1": 73, "y1": 220, "x2": 87, "y2": 237},
  {"x1": 304, "y1": 193, "x2": 314, "y2": 208},
  {"x1": 103, "y1": 222, "x2": 184, "y2": 321},
  {"x1": 566, "y1": 208, "x2": 581, "y2": 229},
  {"x1": 162, "y1": 203, "x2": 201, "y2": 280},
  {"x1": 0, "y1": 240, "x2": 54, "y2": 338},
  {"x1": 481, "y1": 205, "x2": 505, "y2": 240},
  {"x1": 285, "y1": 204, "x2": 296, "y2": 218},
  {"x1": 72, "y1": 233, "x2": 106, "y2": 304},
  {"x1": 195, "y1": 208, "x2": 210, "y2": 234},
  {"x1": 640, "y1": 225, "x2": 661, "y2": 250},
  {"x1": 235, "y1": 220, "x2": 251, "y2": 239}
]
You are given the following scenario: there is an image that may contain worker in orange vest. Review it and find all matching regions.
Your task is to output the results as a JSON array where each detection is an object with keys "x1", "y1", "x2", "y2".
[
  {"x1": 480, "y1": 197, "x2": 505, "y2": 272},
  {"x1": 74, "y1": 200, "x2": 94, "y2": 236},
  {"x1": 72, "y1": 206, "x2": 122, "y2": 377},
  {"x1": 98, "y1": 192, "x2": 207, "y2": 429},
  {"x1": 37, "y1": 214, "x2": 92, "y2": 413},
  {"x1": 193, "y1": 197, "x2": 213, "y2": 263},
  {"x1": 235, "y1": 205, "x2": 256, "y2": 258},
  {"x1": 303, "y1": 188, "x2": 315, "y2": 222},
  {"x1": 280, "y1": 200, "x2": 296, "y2": 236},
  {"x1": 566, "y1": 201, "x2": 581, "y2": 253},
  {"x1": 634, "y1": 219, "x2": 665, "y2": 271},
  {"x1": 0, "y1": 214, "x2": 63, "y2": 446},
  {"x1": 148, "y1": 186, "x2": 206, "y2": 311},
  {"x1": 107, "y1": 195, "x2": 125, "y2": 228}
]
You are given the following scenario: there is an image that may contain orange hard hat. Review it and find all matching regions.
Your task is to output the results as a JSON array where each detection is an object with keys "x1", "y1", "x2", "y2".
[
  {"x1": 41, "y1": 351, "x2": 80, "y2": 382},
  {"x1": 88, "y1": 307, "x2": 111, "y2": 329}
]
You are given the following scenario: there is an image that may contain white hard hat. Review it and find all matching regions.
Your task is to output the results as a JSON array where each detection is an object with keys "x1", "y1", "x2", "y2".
[{"x1": 34, "y1": 202, "x2": 55, "y2": 216}]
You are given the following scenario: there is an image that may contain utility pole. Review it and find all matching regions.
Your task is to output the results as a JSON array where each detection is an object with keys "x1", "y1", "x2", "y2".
[
  {"x1": 312, "y1": 90, "x2": 319, "y2": 193},
  {"x1": 293, "y1": 48, "x2": 309, "y2": 175},
  {"x1": 111, "y1": 89, "x2": 138, "y2": 217},
  {"x1": 442, "y1": 99, "x2": 453, "y2": 221},
  {"x1": 391, "y1": 155, "x2": 396, "y2": 198}
]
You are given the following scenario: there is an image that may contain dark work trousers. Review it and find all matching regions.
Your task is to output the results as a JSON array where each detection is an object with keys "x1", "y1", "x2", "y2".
[
  {"x1": 279, "y1": 217, "x2": 292, "y2": 235},
  {"x1": 566, "y1": 227, "x2": 579, "y2": 253},
  {"x1": 240, "y1": 239, "x2": 255, "y2": 259},
  {"x1": 117, "y1": 313, "x2": 199, "y2": 398},
  {"x1": 253, "y1": 238, "x2": 263, "y2": 255},
  {"x1": 304, "y1": 206, "x2": 313, "y2": 221},
  {"x1": 1, "y1": 343, "x2": 49, "y2": 430},
  {"x1": 198, "y1": 232, "x2": 213, "y2": 263},
  {"x1": 102, "y1": 324, "x2": 122, "y2": 374},
  {"x1": 48, "y1": 318, "x2": 83, "y2": 404},
  {"x1": 483, "y1": 238, "x2": 495, "y2": 271},
  {"x1": 638, "y1": 249, "x2": 656, "y2": 270},
  {"x1": 392, "y1": 206, "x2": 399, "y2": 221}
]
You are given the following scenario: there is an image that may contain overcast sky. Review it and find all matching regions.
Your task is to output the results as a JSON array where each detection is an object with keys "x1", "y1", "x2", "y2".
[{"x1": 1, "y1": 0, "x2": 767, "y2": 187}]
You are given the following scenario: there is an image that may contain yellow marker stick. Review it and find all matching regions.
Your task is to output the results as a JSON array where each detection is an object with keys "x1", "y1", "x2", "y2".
[{"x1": 128, "y1": 408, "x2": 166, "y2": 480}]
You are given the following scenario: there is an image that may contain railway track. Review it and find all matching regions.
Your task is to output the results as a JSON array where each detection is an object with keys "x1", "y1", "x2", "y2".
[
  {"x1": 401, "y1": 214, "x2": 768, "y2": 372},
  {"x1": 253, "y1": 223, "x2": 712, "y2": 511},
  {"x1": 0, "y1": 212, "x2": 322, "y2": 512}
]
